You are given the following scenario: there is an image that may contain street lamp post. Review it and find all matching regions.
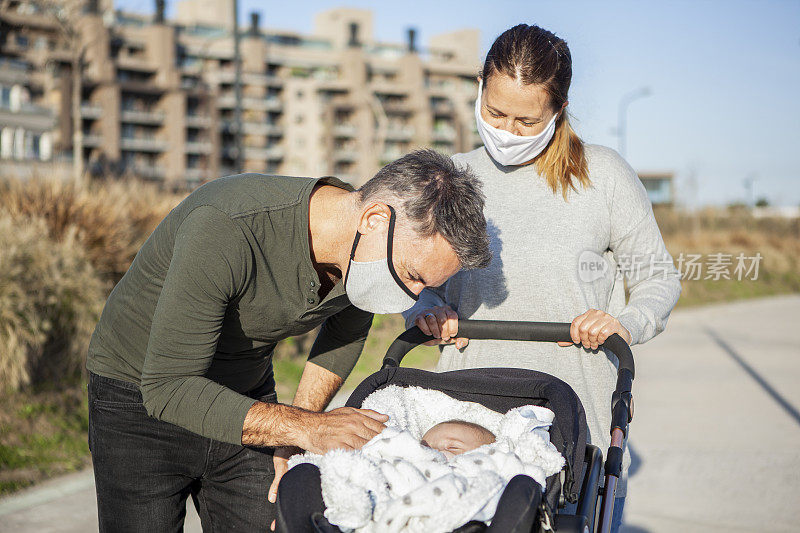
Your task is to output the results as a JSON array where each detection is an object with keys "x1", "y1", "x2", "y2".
[
  {"x1": 617, "y1": 86, "x2": 651, "y2": 159},
  {"x1": 232, "y1": 0, "x2": 243, "y2": 173}
]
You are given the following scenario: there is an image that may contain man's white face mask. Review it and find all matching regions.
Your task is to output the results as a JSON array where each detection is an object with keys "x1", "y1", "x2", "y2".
[
  {"x1": 344, "y1": 205, "x2": 419, "y2": 314},
  {"x1": 474, "y1": 81, "x2": 559, "y2": 167}
]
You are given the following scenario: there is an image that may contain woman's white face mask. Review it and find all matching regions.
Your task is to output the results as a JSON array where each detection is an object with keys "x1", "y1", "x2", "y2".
[
  {"x1": 474, "y1": 81, "x2": 559, "y2": 167},
  {"x1": 344, "y1": 205, "x2": 419, "y2": 314}
]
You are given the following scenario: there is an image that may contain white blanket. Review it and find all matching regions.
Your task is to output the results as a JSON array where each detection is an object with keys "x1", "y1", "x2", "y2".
[{"x1": 287, "y1": 385, "x2": 565, "y2": 533}]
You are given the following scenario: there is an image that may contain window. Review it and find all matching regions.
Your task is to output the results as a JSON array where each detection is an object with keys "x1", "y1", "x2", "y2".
[{"x1": 0, "y1": 86, "x2": 10, "y2": 108}]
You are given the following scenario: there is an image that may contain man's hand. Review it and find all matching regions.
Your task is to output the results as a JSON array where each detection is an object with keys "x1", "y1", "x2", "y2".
[
  {"x1": 261, "y1": 361, "x2": 387, "y2": 530},
  {"x1": 265, "y1": 408, "x2": 387, "y2": 530},
  {"x1": 557, "y1": 309, "x2": 632, "y2": 350},
  {"x1": 299, "y1": 407, "x2": 388, "y2": 454},
  {"x1": 412, "y1": 305, "x2": 469, "y2": 349}
]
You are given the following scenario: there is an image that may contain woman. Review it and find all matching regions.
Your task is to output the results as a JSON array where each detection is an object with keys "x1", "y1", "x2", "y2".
[{"x1": 404, "y1": 24, "x2": 681, "y2": 531}]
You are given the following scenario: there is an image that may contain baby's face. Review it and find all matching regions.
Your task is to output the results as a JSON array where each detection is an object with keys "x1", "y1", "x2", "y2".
[{"x1": 421, "y1": 421, "x2": 496, "y2": 459}]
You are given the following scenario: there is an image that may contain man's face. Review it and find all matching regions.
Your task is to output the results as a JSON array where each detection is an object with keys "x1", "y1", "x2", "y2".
[{"x1": 354, "y1": 203, "x2": 460, "y2": 294}]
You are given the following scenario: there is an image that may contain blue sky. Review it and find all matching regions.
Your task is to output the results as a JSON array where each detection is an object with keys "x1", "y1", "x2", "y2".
[{"x1": 118, "y1": 0, "x2": 800, "y2": 207}]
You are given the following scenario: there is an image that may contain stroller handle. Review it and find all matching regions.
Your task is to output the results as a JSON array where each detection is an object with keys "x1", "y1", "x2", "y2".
[{"x1": 382, "y1": 319, "x2": 634, "y2": 379}]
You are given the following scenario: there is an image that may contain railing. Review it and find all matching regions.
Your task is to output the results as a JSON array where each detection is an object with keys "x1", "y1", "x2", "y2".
[
  {"x1": 332, "y1": 124, "x2": 357, "y2": 137},
  {"x1": 242, "y1": 146, "x2": 284, "y2": 160},
  {"x1": 79, "y1": 104, "x2": 103, "y2": 119},
  {"x1": 186, "y1": 114, "x2": 212, "y2": 128},
  {"x1": 185, "y1": 141, "x2": 213, "y2": 153},
  {"x1": 120, "y1": 137, "x2": 168, "y2": 151},
  {"x1": 120, "y1": 109, "x2": 165, "y2": 124}
]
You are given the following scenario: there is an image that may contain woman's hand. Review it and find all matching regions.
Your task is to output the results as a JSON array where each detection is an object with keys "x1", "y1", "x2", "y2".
[
  {"x1": 412, "y1": 305, "x2": 469, "y2": 349},
  {"x1": 268, "y1": 445, "x2": 303, "y2": 530},
  {"x1": 558, "y1": 309, "x2": 632, "y2": 350}
]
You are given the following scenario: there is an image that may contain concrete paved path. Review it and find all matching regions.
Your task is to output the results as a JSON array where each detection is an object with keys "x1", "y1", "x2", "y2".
[
  {"x1": 1, "y1": 295, "x2": 798, "y2": 532},
  {"x1": 623, "y1": 294, "x2": 800, "y2": 532}
]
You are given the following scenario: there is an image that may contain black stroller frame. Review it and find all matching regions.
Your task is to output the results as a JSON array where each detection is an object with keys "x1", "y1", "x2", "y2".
[{"x1": 276, "y1": 319, "x2": 634, "y2": 533}]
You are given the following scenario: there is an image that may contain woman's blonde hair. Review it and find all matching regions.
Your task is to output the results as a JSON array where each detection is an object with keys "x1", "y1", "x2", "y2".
[{"x1": 483, "y1": 24, "x2": 590, "y2": 199}]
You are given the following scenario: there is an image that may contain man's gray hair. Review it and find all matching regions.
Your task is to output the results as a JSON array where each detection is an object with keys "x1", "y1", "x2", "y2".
[{"x1": 358, "y1": 149, "x2": 491, "y2": 270}]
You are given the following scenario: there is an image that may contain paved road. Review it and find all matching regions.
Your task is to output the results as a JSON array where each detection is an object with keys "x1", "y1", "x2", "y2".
[
  {"x1": 623, "y1": 294, "x2": 800, "y2": 532},
  {"x1": 1, "y1": 295, "x2": 798, "y2": 532}
]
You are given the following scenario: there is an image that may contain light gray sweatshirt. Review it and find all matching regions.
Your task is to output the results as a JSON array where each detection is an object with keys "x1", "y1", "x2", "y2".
[{"x1": 403, "y1": 144, "x2": 682, "y2": 497}]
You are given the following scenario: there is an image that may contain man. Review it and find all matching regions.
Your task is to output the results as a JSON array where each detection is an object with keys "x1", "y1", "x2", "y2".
[{"x1": 86, "y1": 149, "x2": 491, "y2": 532}]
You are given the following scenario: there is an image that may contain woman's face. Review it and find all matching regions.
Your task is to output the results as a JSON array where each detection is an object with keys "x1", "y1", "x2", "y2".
[{"x1": 480, "y1": 73, "x2": 559, "y2": 137}]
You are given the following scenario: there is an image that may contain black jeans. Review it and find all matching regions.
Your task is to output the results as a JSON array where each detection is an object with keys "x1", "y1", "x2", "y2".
[{"x1": 88, "y1": 371, "x2": 277, "y2": 532}]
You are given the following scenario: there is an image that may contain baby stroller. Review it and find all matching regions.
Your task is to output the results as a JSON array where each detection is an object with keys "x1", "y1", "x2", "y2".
[{"x1": 276, "y1": 320, "x2": 635, "y2": 533}]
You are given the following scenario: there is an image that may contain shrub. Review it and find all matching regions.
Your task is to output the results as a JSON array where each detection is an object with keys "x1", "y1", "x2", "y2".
[
  {"x1": 0, "y1": 213, "x2": 105, "y2": 391},
  {"x1": 0, "y1": 178, "x2": 183, "y2": 284}
]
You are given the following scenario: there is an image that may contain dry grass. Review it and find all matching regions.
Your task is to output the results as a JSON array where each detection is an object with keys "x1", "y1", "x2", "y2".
[
  {"x1": 0, "y1": 214, "x2": 106, "y2": 391},
  {"x1": 0, "y1": 178, "x2": 184, "y2": 284},
  {"x1": 655, "y1": 206, "x2": 800, "y2": 306}
]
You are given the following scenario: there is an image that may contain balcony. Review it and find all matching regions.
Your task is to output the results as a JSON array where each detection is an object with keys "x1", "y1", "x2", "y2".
[
  {"x1": 329, "y1": 95, "x2": 355, "y2": 110},
  {"x1": 242, "y1": 146, "x2": 284, "y2": 160},
  {"x1": 432, "y1": 126, "x2": 457, "y2": 142},
  {"x1": 218, "y1": 95, "x2": 283, "y2": 111},
  {"x1": 185, "y1": 141, "x2": 213, "y2": 153},
  {"x1": 213, "y1": 71, "x2": 283, "y2": 86},
  {"x1": 380, "y1": 100, "x2": 411, "y2": 115},
  {"x1": 241, "y1": 122, "x2": 283, "y2": 136},
  {"x1": 380, "y1": 149, "x2": 403, "y2": 162},
  {"x1": 385, "y1": 126, "x2": 415, "y2": 141},
  {"x1": 130, "y1": 164, "x2": 165, "y2": 180},
  {"x1": 180, "y1": 77, "x2": 207, "y2": 91},
  {"x1": 332, "y1": 124, "x2": 357, "y2": 138},
  {"x1": 186, "y1": 114, "x2": 212, "y2": 128},
  {"x1": 80, "y1": 103, "x2": 103, "y2": 119},
  {"x1": 185, "y1": 168, "x2": 206, "y2": 182},
  {"x1": 217, "y1": 95, "x2": 235, "y2": 109},
  {"x1": 333, "y1": 149, "x2": 358, "y2": 162},
  {"x1": 82, "y1": 134, "x2": 103, "y2": 147},
  {"x1": 118, "y1": 75, "x2": 164, "y2": 95},
  {"x1": 120, "y1": 137, "x2": 168, "y2": 152},
  {"x1": 0, "y1": 57, "x2": 30, "y2": 85},
  {"x1": 244, "y1": 97, "x2": 282, "y2": 111},
  {"x1": 371, "y1": 81, "x2": 406, "y2": 96},
  {"x1": 0, "y1": 105, "x2": 55, "y2": 132},
  {"x1": 117, "y1": 54, "x2": 157, "y2": 73},
  {"x1": 121, "y1": 109, "x2": 165, "y2": 124},
  {"x1": 431, "y1": 99, "x2": 455, "y2": 115}
]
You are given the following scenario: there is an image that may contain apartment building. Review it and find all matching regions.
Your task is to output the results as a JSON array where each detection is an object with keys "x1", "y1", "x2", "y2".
[{"x1": 0, "y1": 0, "x2": 482, "y2": 187}]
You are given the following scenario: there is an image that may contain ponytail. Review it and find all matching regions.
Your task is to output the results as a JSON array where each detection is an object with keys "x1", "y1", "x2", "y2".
[{"x1": 535, "y1": 111, "x2": 589, "y2": 199}]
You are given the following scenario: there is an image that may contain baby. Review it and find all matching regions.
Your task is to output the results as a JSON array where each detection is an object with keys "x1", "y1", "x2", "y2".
[{"x1": 421, "y1": 420, "x2": 496, "y2": 459}]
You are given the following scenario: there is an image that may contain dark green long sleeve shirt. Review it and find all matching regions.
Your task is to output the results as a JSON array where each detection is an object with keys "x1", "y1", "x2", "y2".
[{"x1": 87, "y1": 174, "x2": 374, "y2": 445}]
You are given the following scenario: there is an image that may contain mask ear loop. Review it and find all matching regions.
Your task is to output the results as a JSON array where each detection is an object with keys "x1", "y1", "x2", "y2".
[
  {"x1": 385, "y1": 205, "x2": 420, "y2": 301},
  {"x1": 343, "y1": 228, "x2": 361, "y2": 288}
]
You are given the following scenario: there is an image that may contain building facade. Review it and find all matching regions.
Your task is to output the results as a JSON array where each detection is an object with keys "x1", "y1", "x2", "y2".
[
  {"x1": 637, "y1": 171, "x2": 674, "y2": 206},
  {"x1": 0, "y1": 0, "x2": 483, "y2": 187}
]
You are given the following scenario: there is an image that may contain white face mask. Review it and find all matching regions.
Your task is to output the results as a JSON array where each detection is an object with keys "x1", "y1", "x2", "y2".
[
  {"x1": 474, "y1": 82, "x2": 559, "y2": 167},
  {"x1": 344, "y1": 206, "x2": 419, "y2": 314}
]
